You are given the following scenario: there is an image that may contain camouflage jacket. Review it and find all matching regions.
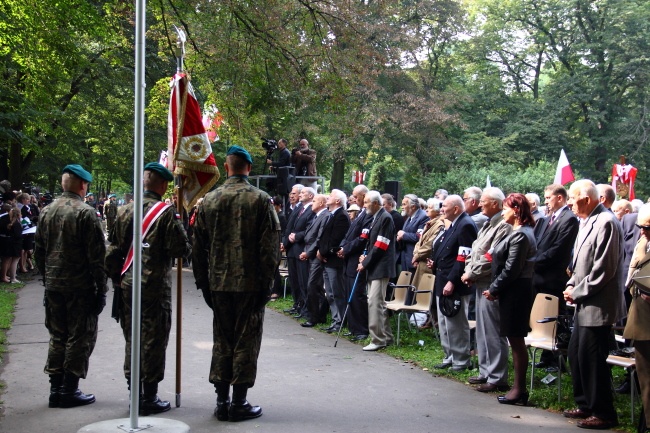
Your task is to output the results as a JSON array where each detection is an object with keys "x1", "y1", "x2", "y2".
[
  {"x1": 192, "y1": 176, "x2": 281, "y2": 292},
  {"x1": 34, "y1": 192, "x2": 107, "y2": 294},
  {"x1": 104, "y1": 200, "x2": 117, "y2": 219},
  {"x1": 105, "y1": 191, "x2": 191, "y2": 302}
]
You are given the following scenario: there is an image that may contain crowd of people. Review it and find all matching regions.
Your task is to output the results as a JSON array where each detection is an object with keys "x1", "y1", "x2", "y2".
[
  {"x1": 276, "y1": 179, "x2": 650, "y2": 430},
  {"x1": 7, "y1": 152, "x2": 650, "y2": 430},
  {"x1": 0, "y1": 188, "x2": 40, "y2": 284}
]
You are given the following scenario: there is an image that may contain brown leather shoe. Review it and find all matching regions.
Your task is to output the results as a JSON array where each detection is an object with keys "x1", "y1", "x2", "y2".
[
  {"x1": 467, "y1": 376, "x2": 487, "y2": 384},
  {"x1": 576, "y1": 416, "x2": 618, "y2": 430},
  {"x1": 563, "y1": 408, "x2": 592, "y2": 419},
  {"x1": 475, "y1": 383, "x2": 510, "y2": 393}
]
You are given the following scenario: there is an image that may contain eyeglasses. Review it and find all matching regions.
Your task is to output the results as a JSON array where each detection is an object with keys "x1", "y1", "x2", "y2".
[{"x1": 636, "y1": 224, "x2": 650, "y2": 231}]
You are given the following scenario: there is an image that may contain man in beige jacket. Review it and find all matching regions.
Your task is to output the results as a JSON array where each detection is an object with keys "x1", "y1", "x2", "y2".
[{"x1": 624, "y1": 204, "x2": 650, "y2": 430}]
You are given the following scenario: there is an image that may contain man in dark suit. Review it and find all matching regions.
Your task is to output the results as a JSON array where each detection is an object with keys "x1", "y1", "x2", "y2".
[
  {"x1": 532, "y1": 184, "x2": 579, "y2": 370},
  {"x1": 316, "y1": 189, "x2": 351, "y2": 333},
  {"x1": 338, "y1": 185, "x2": 372, "y2": 338},
  {"x1": 533, "y1": 184, "x2": 579, "y2": 312},
  {"x1": 287, "y1": 187, "x2": 316, "y2": 318},
  {"x1": 281, "y1": 184, "x2": 304, "y2": 313},
  {"x1": 299, "y1": 195, "x2": 330, "y2": 327},
  {"x1": 397, "y1": 194, "x2": 429, "y2": 278},
  {"x1": 563, "y1": 179, "x2": 622, "y2": 430},
  {"x1": 429, "y1": 195, "x2": 478, "y2": 371},
  {"x1": 357, "y1": 191, "x2": 396, "y2": 351}
]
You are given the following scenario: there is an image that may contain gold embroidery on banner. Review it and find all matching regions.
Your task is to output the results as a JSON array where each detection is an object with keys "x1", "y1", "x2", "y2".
[{"x1": 182, "y1": 136, "x2": 209, "y2": 161}]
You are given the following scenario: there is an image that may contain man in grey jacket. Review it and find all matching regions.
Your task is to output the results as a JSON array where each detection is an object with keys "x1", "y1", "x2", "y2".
[
  {"x1": 461, "y1": 187, "x2": 512, "y2": 392},
  {"x1": 562, "y1": 179, "x2": 622, "y2": 430}
]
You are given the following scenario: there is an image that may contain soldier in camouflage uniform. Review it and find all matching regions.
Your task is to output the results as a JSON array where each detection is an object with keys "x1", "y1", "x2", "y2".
[
  {"x1": 105, "y1": 162, "x2": 191, "y2": 416},
  {"x1": 34, "y1": 164, "x2": 107, "y2": 409},
  {"x1": 192, "y1": 146, "x2": 281, "y2": 422},
  {"x1": 104, "y1": 194, "x2": 117, "y2": 233}
]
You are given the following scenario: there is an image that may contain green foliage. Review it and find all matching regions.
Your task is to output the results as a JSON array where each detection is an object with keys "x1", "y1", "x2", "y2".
[{"x1": 417, "y1": 160, "x2": 558, "y2": 197}]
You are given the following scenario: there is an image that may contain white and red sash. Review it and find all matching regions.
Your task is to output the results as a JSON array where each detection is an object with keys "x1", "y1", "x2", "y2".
[{"x1": 121, "y1": 202, "x2": 171, "y2": 275}]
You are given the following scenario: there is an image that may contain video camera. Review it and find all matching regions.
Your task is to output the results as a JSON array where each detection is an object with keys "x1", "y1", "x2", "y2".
[{"x1": 261, "y1": 138, "x2": 278, "y2": 159}]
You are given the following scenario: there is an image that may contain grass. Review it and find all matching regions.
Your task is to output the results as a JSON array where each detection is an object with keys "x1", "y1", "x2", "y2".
[
  {"x1": 268, "y1": 295, "x2": 639, "y2": 432},
  {"x1": 0, "y1": 281, "x2": 19, "y2": 365}
]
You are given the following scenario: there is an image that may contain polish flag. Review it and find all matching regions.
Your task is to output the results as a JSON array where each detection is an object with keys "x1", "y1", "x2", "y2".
[
  {"x1": 374, "y1": 235, "x2": 391, "y2": 251},
  {"x1": 554, "y1": 149, "x2": 575, "y2": 185},
  {"x1": 168, "y1": 73, "x2": 220, "y2": 211}
]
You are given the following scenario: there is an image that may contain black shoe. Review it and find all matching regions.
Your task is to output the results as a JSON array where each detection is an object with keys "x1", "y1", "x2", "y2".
[
  {"x1": 214, "y1": 399, "x2": 230, "y2": 421},
  {"x1": 343, "y1": 332, "x2": 353, "y2": 337},
  {"x1": 283, "y1": 308, "x2": 297, "y2": 313},
  {"x1": 321, "y1": 324, "x2": 336, "y2": 331},
  {"x1": 327, "y1": 327, "x2": 340, "y2": 334},
  {"x1": 293, "y1": 313, "x2": 304, "y2": 319},
  {"x1": 301, "y1": 321, "x2": 316, "y2": 327},
  {"x1": 434, "y1": 362, "x2": 452, "y2": 369},
  {"x1": 497, "y1": 392, "x2": 529, "y2": 406},
  {"x1": 352, "y1": 334, "x2": 368, "y2": 341},
  {"x1": 229, "y1": 400, "x2": 262, "y2": 422},
  {"x1": 140, "y1": 395, "x2": 171, "y2": 416},
  {"x1": 533, "y1": 361, "x2": 550, "y2": 369},
  {"x1": 59, "y1": 389, "x2": 96, "y2": 408}
]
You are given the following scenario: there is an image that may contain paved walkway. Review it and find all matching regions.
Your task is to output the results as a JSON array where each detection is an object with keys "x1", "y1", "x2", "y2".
[{"x1": 0, "y1": 269, "x2": 580, "y2": 433}]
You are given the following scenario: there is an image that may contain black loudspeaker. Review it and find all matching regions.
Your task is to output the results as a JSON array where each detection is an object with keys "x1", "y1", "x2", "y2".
[
  {"x1": 384, "y1": 181, "x2": 402, "y2": 204},
  {"x1": 276, "y1": 166, "x2": 296, "y2": 195}
]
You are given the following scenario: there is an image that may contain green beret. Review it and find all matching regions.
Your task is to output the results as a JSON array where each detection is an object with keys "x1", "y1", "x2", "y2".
[
  {"x1": 62, "y1": 164, "x2": 93, "y2": 182},
  {"x1": 226, "y1": 145, "x2": 253, "y2": 165},
  {"x1": 144, "y1": 162, "x2": 174, "y2": 182},
  {"x1": 108, "y1": 194, "x2": 116, "y2": 198}
]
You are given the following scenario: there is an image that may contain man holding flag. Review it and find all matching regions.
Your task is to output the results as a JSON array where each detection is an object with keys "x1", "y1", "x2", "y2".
[{"x1": 105, "y1": 162, "x2": 191, "y2": 415}]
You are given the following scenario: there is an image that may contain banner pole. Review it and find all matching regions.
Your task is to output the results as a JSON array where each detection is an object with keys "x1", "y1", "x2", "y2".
[{"x1": 173, "y1": 26, "x2": 186, "y2": 408}]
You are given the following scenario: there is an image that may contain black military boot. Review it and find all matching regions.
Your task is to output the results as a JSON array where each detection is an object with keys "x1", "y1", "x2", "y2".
[
  {"x1": 213, "y1": 381, "x2": 230, "y2": 421},
  {"x1": 59, "y1": 372, "x2": 96, "y2": 408},
  {"x1": 228, "y1": 384, "x2": 262, "y2": 422},
  {"x1": 48, "y1": 374, "x2": 63, "y2": 408},
  {"x1": 140, "y1": 382, "x2": 171, "y2": 416}
]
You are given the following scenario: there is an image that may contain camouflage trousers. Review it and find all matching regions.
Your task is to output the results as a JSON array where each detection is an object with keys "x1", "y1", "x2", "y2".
[
  {"x1": 210, "y1": 292, "x2": 264, "y2": 387},
  {"x1": 106, "y1": 217, "x2": 116, "y2": 233},
  {"x1": 119, "y1": 290, "x2": 171, "y2": 384},
  {"x1": 44, "y1": 290, "x2": 98, "y2": 378}
]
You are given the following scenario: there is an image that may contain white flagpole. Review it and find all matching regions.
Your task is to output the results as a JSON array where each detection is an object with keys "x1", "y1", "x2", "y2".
[{"x1": 129, "y1": 0, "x2": 146, "y2": 429}]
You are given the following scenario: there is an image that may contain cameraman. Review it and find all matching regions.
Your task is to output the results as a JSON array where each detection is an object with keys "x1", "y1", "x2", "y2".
[
  {"x1": 292, "y1": 139, "x2": 317, "y2": 190},
  {"x1": 266, "y1": 138, "x2": 291, "y2": 170}
]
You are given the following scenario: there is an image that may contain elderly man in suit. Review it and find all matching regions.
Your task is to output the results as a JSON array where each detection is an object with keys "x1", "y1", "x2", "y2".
[
  {"x1": 316, "y1": 189, "x2": 350, "y2": 333},
  {"x1": 338, "y1": 185, "x2": 372, "y2": 338},
  {"x1": 562, "y1": 179, "x2": 623, "y2": 430},
  {"x1": 286, "y1": 186, "x2": 315, "y2": 319},
  {"x1": 532, "y1": 184, "x2": 579, "y2": 370},
  {"x1": 397, "y1": 194, "x2": 429, "y2": 277},
  {"x1": 429, "y1": 195, "x2": 478, "y2": 371},
  {"x1": 357, "y1": 191, "x2": 396, "y2": 351},
  {"x1": 282, "y1": 184, "x2": 304, "y2": 314},
  {"x1": 461, "y1": 187, "x2": 511, "y2": 392},
  {"x1": 624, "y1": 204, "x2": 650, "y2": 431},
  {"x1": 299, "y1": 194, "x2": 330, "y2": 327},
  {"x1": 463, "y1": 186, "x2": 488, "y2": 230}
]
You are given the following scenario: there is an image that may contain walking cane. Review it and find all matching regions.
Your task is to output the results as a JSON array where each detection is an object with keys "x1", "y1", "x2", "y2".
[{"x1": 334, "y1": 248, "x2": 367, "y2": 347}]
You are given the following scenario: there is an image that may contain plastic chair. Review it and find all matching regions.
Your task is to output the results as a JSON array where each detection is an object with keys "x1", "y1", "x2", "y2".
[
  {"x1": 278, "y1": 255, "x2": 289, "y2": 297},
  {"x1": 525, "y1": 293, "x2": 566, "y2": 400},
  {"x1": 388, "y1": 274, "x2": 434, "y2": 346},
  {"x1": 387, "y1": 271, "x2": 413, "y2": 308},
  {"x1": 607, "y1": 355, "x2": 637, "y2": 423}
]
